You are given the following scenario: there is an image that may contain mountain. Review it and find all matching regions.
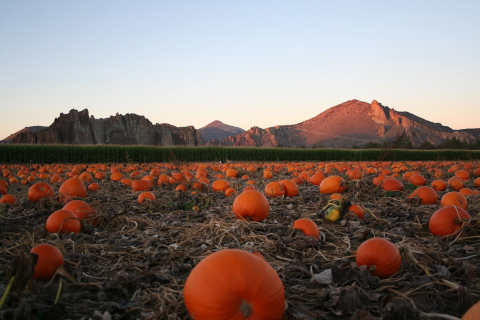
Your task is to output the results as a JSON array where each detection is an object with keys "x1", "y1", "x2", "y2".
[
  {"x1": 207, "y1": 100, "x2": 480, "y2": 148},
  {"x1": 198, "y1": 120, "x2": 245, "y2": 142},
  {"x1": 1, "y1": 126, "x2": 46, "y2": 143},
  {"x1": 11, "y1": 109, "x2": 204, "y2": 146}
]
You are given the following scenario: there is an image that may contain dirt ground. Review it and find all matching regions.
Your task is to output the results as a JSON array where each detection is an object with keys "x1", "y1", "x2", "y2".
[{"x1": 1, "y1": 162, "x2": 479, "y2": 320}]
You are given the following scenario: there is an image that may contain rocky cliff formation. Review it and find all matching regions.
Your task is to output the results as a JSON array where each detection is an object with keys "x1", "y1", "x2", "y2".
[
  {"x1": 198, "y1": 120, "x2": 245, "y2": 142},
  {"x1": 209, "y1": 100, "x2": 480, "y2": 148},
  {"x1": 1, "y1": 126, "x2": 46, "y2": 143},
  {"x1": 12, "y1": 109, "x2": 204, "y2": 146}
]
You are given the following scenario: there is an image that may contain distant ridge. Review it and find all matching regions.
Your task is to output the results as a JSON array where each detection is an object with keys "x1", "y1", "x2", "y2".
[
  {"x1": 198, "y1": 120, "x2": 245, "y2": 142},
  {"x1": 1, "y1": 126, "x2": 46, "y2": 143}
]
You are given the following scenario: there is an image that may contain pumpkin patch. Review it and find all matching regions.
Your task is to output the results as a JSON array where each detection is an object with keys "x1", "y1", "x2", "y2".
[{"x1": 1, "y1": 159, "x2": 479, "y2": 318}]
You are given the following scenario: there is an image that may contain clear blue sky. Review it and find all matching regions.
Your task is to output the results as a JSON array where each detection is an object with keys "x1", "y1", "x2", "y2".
[{"x1": 1, "y1": 1, "x2": 479, "y2": 140}]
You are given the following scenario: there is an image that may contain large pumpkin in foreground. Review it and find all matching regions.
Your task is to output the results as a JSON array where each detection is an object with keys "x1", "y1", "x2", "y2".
[
  {"x1": 233, "y1": 190, "x2": 269, "y2": 221},
  {"x1": 184, "y1": 249, "x2": 285, "y2": 320},
  {"x1": 356, "y1": 238, "x2": 401, "y2": 278}
]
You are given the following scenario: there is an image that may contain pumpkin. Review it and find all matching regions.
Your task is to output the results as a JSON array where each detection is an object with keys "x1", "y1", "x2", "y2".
[
  {"x1": 212, "y1": 179, "x2": 231, "y2": 192},
  {"x1": 0, "y1": 186, "x2": 7, "y2": 195},
  {"x1": 310, "y1": 172, "x2": 326, "y2": 185},
  {"x1": 110, "y1": 172, "x2": 124, "y2": 181},
  {"x1": 441, "y1": 191, "x2": 468, "y2": 210},
  {"x1": 330, "y1": 193, "x2": 342, "y2": 200},
  {"x1": 30, "y1": 244, "x2": 64, "y2": 280},
  {"x1": 279, "y1": 180, "x2": 299, "y2": 197},
  {"x1": 225, "y1": 168, "x2": 238, "y2": 178},
  {"x1": 184, "y1": 249, "x2": 285, "y2": 320},
  {"x1": 232, "y1": 190, "x2": 269, "y2": 221},
  {"x1": 355, "y1": 238, "x2": 401, "y2": 278},
  {"x1": 431, "y1": 179, "x2": 446, "y2": 191},
  {"x1": 409, "y1": 174, "x2": 426, "y2": 186},
  {"x1": 63, "y1": 200, "x2": 97, "y2": 226},
  {"x1": 454, "y1": 169, "x2": 469, "y2": 181},
  {"x1": 46, "y1": 209, "x2": 81, "y2": 234},
  {"x1": 79, "y1": 172, "x2": 92, "y2": 182},
  {"x1": 225, "y1": 188, "x2": 237, "y2": 197},
  {"x1": 158, "y1": 174, "x2": 170, "y2": 185},
  {"x1": 176, "y1": 184, "x2": 186, "y2": 192},
  {"x1": 120, "y1": 178, "x2": 134, "y2": 187},
  {"x1": 0, "y1": 180, "x2": 8, "y2": 188},
  {"x1": 408, "y1": 186, "x2": 439, "y2": 204},
  {"x1": 448, "y1": 176, "x2": 464, "y2": 191},
  {"x1": 263, "y1": 171, "x2": 273, "y2": 179},
  {"x1": 348, "y1": 204, "x2": 364, "y2": 219},
  {"x1": 462, "y1": 300, "x2": 480, "y2": 320},
  {"x1": 429, "y1": 205, "x2": 471, "y2": 237},
  {"x1": 325, "y1": 205, "x2": 342, "y2": 222},
  {"x1": 59, "y1": 177, "x2": 87, "y2": 199},
  {"x1": 138, "y1": 192, "x2": 156, "y2": 203},
  {"x1": 27, "y1": 182, "x2": 54, "y2": 202},
  {"x1": 473, "y1": 177, "x2": 480, "y2": 188},
  {"x1": 132, "y1": 180, "x2": 151, "y2": 192},
  {"x1": 319, "y1": 175, "x2": 346, "y2": 194},
  {"x1": 293, "y1": 218, "x2": 320, "y2": 239},
  {"x1": 381, "y1": 178, "x2": 404, "y2": 192},
  {"x1": 264, "y1": 182, "x2": 285, "y2": 198},
  {"x1": 171, "y1": 172, "x2": 186, "y2": 184},
  {"x1": 88, "y1": 182, "x2": 99, "y2": 192},
  {"x1": 0, "y1": 194, "x2": 17, "y2": 205},
  {"x1": 243, "y1": 185, "x2": 257, "y2": 192}
]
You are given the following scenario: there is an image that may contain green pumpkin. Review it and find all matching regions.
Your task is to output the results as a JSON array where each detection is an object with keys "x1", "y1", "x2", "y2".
[{"x1": 325, "y1": 205, "x2": 343, "y2": 222}]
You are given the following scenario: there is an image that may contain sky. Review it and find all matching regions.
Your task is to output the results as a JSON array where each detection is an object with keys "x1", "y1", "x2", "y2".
[{"x1": 1, "y1": 1, "x2": 479, "y2": 140}]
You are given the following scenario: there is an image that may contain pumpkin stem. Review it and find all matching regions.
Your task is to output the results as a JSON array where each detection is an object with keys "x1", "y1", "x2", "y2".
[{"x1": 239, "y1": 300, "x2": 252, "y2": 318}]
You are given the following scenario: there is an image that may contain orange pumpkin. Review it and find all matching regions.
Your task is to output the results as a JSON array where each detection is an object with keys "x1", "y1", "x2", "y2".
[
  {"x1": 431, "y1": 179, "x2": 446, "y2": 191},
  {"x1": 348, "y1": 204, "x2": 364, "y2": 219},
  {"x1": 355, "y1": 238, "x2": 401, "y2": 278},
  {"x1": 30, "y1": 244, "x2": 64, "y2": 280},
  {"x1": 429, "y1": 205, "x2": 471, "y2": 237},
  {"x1": 225, "y1": 188, "x2": 237, "y2": 197},
  {"x1": 184, "y1": 249, "x2": 285, "y2": 320},
  {"x1": 409, "y1": 174, "x2": 426, "y2": 186},
  {"x1": 441, "y1": 191, "x2": 468, "y2": 210},
  {"x1": 212, "y1": 179, "x2": 230, "y2": 192},
  {"x1": 381, "y1": 178, "x2": 404, "y2": 192},
  {"x1": 279, "y1": 180, "x2": 299, "y2": 197},
  {"x1": 232, "y1": 190, "x2": 269, "y2": 221},
  {"x1": 45, "y1": 209, "x2": 81, "y2": 234},
  {"x1": 132, "y1": 180, "x2": 151, "y2": 192},
  {"x1": 110, "y1": 172, "x2": 124, "y2": 181},
  {"x1": 138, "y1": 192, "x2": 156, "y2": 203},
  {"x1": 63, "y1": 200, "x2": 97, "y2": 226},
  {"x1": 59, "y1": 177, "x2": 87, "y2": 199},
  {"x1": 310, "y1": 172, "x2": 326, "y2": 185},
  {"x1": 293, "y1": 218, "x2": 320, "y2": 239},
  {"x1": 454, "y1": 169, "x2": 469, "y2": 181},
  {"x1": 462, "y1": 300, "x2": 480, "y2": 320},
  {"x1": 0, "y1": 194, "x2": 17, "y2": 205},
  {"x1": 264, "y1": 182, "x2": 285, "y2": 198},
  {"x1": 319, "y1": 175, "x2": 346, "y2": 194},
  {"x1": 28, "y1": 182, "x2": 55, "y2": 202},
  {"x1": 176, "y1": 184, "x2": 186, "y2": 192},
  {"x1": 448, "y1": 176, "x2": 464, "y2": 191},
  {"x1": 225, "y1": 168, "x2": 238, "y2": 179},
  {"x1": 88, "y1": 182, "x2": 99, "y2": 192},
  {"x1": 408, "y1": 186, "x2": 438, "y2": 204}
]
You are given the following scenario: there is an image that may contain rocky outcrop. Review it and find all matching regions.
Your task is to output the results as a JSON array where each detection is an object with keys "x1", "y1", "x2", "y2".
[
  {"x1": 1, "y1": 126, "x2": 46, "y2": 143},
  {"x1": 12, "y1": 109, "x2": 205, "y2": 146},
  {"x1": 198, "y1": 120, "x2": 245, "y2": 142},
  {"x1": 211, "y1": 100, "x2": 480, "y2": 148}
]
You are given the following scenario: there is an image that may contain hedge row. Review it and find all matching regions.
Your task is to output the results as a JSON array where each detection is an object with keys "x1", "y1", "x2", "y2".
[{"x1": 1, "y1": 145, "x2": 480, "y2": 164}]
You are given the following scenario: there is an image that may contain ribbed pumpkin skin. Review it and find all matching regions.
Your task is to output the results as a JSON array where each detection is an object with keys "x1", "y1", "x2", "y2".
[
  {"x1": 429, "y1": 205, "x2": 471, "y2": 237},
  {"x1": 381, "y1": 178, "x2": 404, "y2": 191},
  {"x1": 441, "y1": 192, "x2": 468, "y2": 210},
  {"x1": 356, "y1": 238, "x2": 401, "y2": 278},
  {"x1": 63, "y1": 200, "x2": 97, "y2": 226},
  {"x1": 310, "y1": 173, "x2": 326, "y2": 185},
  {"x1": 212, "y1": 179, "x2": 230, "y2": 192},
  {"x1": 319, "y1": 176, "x2": 346, "y2": 194},
  {"x1": 31, "y1": 244, "x2": 64, "y2": 280},
  {"x1": 409, "y1": 174, "x2": 426, "y2": 186},
  {"x1": 46, "y1": 209, "x2": 81, "y2": 234},
  {"x1": 462, "y1": 300, "x2": 480, "y2": 320},
  {"x1": 279, "y1": 180, "x2": 299, "y2": 197},
  {"x1": 28, "y1": 182, "x2": 54, "y2": 202},
  {"x1": 408, "y1": 186, "x2": 439, "y2": 204},
  {"x1": 132, "y1": 180, "x2": 151, "y2": 192},
  {"x1": 184, "y1": 249, "x2": 285, "y2": 320},
  {"x1": 264, "y1": 182, "x2": 285, "y2": 198},
  {"x1": 59, "y1": 177, "x2": 87, "y2": 198},
  {"x1": 293, "y1": 218, "x2": 319, "y2": 239},
  {"x1": 232, "y1": 190, "x2": 269, "y2": 221},
  {"x1": 348, "y1": 205, "x2": 364, "y2": 219},
  {"x1": 138, "y1": 192, "x2": 155, "y2": 203}
]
